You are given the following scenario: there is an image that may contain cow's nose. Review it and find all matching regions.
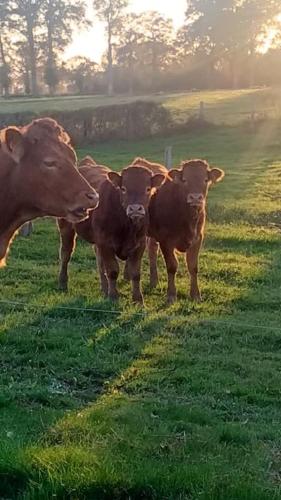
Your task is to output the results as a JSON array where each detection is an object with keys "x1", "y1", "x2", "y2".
[
  {"x1": 126, "y1": 204, "x2": 146, "y2": 218},
  {"x1": 187, "y1": 193, "x2": 205, "y2": 206}
]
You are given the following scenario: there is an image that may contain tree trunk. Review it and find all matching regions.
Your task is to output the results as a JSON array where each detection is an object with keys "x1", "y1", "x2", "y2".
[
  {"x1": 0, "y1": 35, "x2": 7, "y2": 65},
  {"x1": 47, "y1": 18, "x2": 55, "y2": 96},
  {"x1": 128, "y1": 49, "x2": 134, "y2": 96},
  {"x1": 27, "y1": 21, "x2": 38, "y2": 96},
  {"x1": 248, "y1": 51, "x2": 255, "y2": 89},
  {"x1": 230, "y1": 59, "x2": 239, "y2": 89},
  {"x1": 107, "y1": 24, "x2": 114, "y2": 96},
  {"x1": 0, "y1": 35, "x2": 9, "y2": 97}
]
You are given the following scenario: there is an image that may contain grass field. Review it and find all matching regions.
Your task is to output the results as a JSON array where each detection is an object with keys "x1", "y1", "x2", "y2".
[
  {"x1": 1, "y1": 122, "x2": 281, "y2": 498},
  {"x1": 1, "y1": 87, "x2": 281, "y2": 125}
]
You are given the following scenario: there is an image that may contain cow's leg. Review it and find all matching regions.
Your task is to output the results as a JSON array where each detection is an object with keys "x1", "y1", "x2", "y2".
[
  {"x1": 99, "y1": 246, "x2": 119, "y2": 301},
  {"x1": 127, "y1": 244, "x2": 146, "y2": 305},
  {"x1": 57, "y1": 219, "x2": 76, "y2": 291},
  {"x1": 148, "y1": 237, "x2": 159, "y2": 288},
  {"x1": 186, "y1": 236, "x2": 203, "y2": 302},
  {"x1": 160, "y1": 243, "x2": 178, "y2": 305},
  {"x1": 95, "y1": 245, "x2": 108, "y2": 297},
  {"x1": 123, "y1": 260, "x2": 130, "y2": 281}
]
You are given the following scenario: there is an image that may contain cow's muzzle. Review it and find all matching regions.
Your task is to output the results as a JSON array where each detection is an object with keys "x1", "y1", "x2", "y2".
[
  {"x1": 126, "y1": 204, "x2": 146, "y2": 220},
  {"x1": 187, "y1": 193, "x2": 205, "y2": 208}
]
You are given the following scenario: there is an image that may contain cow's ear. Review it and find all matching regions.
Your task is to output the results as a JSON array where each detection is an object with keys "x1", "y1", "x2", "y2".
[
  {"x1": 151, "y1": 173, "x2": 165, "y2": 188},
  {"x1": 169, "y1": 169, "x2": 182, "y2": 183},
  {"x1": 108, "y1": 171, "x2": 122, "y2": 187},
  {"x1": 208, "y1": 168, "x2": 225, "y2": 184},
  {"x1": 1, "y1": 127, "x2": 26, "y2": 163}
]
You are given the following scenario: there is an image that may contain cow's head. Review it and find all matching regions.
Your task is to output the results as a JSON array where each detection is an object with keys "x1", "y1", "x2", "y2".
[
  {"x1": 169, "y1": 159, "x2": 224, "y2": 209},
  {"x1": 108, "y1": 166, "x2": 165, "y2": 222},
  {"x1": 1, "y1": 118, "x2": 99, "y2": 223}
]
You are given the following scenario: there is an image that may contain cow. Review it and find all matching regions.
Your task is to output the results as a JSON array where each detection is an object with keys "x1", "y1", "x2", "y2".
[
  {"x1": 148, "y1": 159, "x2": 225, "y2": 304},
  {"x1": 0, "y1": 118, "x2": 99, "y2": 268},
  {"x1": 126, "y1": 157, "x2": 169, "y2": 286},
  {"x1": 57, "y1": 157, "x2": 110, "y2": 292},
  {"x1": 58, "y1": 161, "x2": 165, "y2": 304},
  {"x1": 131, "y1": 157, "x2": 168, "y2": 176}
]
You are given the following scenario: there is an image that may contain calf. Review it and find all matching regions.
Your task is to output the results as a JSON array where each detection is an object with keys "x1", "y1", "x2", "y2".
[
  {"x1": 127, "y1": 157, "x2": 168, "y2": 286},
  {"x1": 58, "y1": 157, "x2": 110, "y2": 291},
  {"x1": 0, "y1": 118, "x2": 98, "y2": 267},
  {"x1": 58, "y1": 162, "x2": 165, "y2": 303},
  {"x1": 149, "y1": 160, "x2": 224, "y2": 304},
  {"x1": 131, "y1": 157, "x2": 168, "y2": 176},
  {"x1": 94, "y1": 165, "x2": 165, "y2": 304}
]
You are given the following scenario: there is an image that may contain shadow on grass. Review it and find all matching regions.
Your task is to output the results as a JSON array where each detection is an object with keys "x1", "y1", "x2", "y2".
[{"x1": 1, "y1": 229, "x2": 278, "y2": 499}]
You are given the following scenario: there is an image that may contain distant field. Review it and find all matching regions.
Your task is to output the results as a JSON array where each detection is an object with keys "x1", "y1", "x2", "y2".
[
  {"x1": 1, "y1": 124, "x2": 281, "y2": 498},
  {"x1": 1, "y1": 87, "x2": 281, "y2": 125}
]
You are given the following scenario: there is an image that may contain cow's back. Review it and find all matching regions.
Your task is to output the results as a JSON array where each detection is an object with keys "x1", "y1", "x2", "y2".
[{"x1": 78, "y1": 164, "x2": 110, "y2": 192}]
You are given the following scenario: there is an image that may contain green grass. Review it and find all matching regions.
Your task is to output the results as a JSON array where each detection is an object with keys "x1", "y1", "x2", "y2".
[
  {"x1": 1, "y1": 87, "x2": 281, "y2": 125},
  {"x1": 1, "y1": 123, "x2": 281, "y2": 498}
]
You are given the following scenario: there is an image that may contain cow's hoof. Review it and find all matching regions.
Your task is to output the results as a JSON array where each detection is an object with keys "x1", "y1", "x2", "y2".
[
  {"x1": 133, "y1": 294, "x2": 144, "y2": 306},
  {"x1": 167, "y1": 295, "x2": 176, "y2": 305},
  {"x1": 58, "y1": 282, "x2": 68, "y2": 292},
  {"x1": 190, "y1": 293, "x2": 202, "y2": 303}
]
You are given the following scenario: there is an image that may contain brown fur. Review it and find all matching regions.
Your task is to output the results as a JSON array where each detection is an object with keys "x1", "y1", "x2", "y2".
[
  {"x1": 148, "y1": 159, "x2": 225, "y2": 303},
  {"x1": 58, "y1": 163, "x2": 165, "y2": 304},
  {"x1": 0, "y1": 118, "x2": 98, "y2": 267},
  {"x1": 132, "y1": 157, "x2": 168, "y2": 176}
]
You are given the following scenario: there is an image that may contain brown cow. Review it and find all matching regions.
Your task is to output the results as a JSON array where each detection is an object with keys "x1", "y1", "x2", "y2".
[
  {"x1": 127, "y1": 157, "x2": 168, "y2": 286},
  {"x1": 148, "y1": 159, "x2": 225, "y2": 304},
  {"x1": 131, "y1": 157, "x2": 168, "y2": 176},
  {"x1": 58, "y1": 162, "x2": 165, "y2": 304},
  {"x1": 0, "y1": 118, "x2": 99, "y2": 267},
  {"x1": 57, "y1": 157, "x2": 110, "y2": 291}
]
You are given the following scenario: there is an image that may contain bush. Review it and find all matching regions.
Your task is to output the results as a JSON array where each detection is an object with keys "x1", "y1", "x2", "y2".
[{"x1": 0, "y1": 101, "x2": 173, "y2": 145}]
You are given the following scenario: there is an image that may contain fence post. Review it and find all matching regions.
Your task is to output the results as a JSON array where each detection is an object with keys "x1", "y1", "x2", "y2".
[
  {"x1": 199, "y1": 101, "x2": 205, "y2": 121},
  {"x1": 19, "y1": 221, "x2": 33, "y2": 237},
  {"x1": 164, "y1": 146, "x2": 173, "y2": 169}
]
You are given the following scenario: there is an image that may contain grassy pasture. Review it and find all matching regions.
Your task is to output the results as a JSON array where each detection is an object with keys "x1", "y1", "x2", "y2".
[
  {"x1": 1, "y1": 122, "x2": 281, "y2": 498},
  {"x1": 1, "y1": 87, "x2": 281, "y2": 124}
]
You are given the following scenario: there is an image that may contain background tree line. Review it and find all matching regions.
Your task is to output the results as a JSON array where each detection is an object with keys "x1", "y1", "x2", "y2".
[{"x1": 0, "y1": 0, "x2": 281, "y2": 97}]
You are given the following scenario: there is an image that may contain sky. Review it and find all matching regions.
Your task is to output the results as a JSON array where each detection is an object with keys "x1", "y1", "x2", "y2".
[{"x1": 65, "y1": 0, "x2": 187, "y2": 63}]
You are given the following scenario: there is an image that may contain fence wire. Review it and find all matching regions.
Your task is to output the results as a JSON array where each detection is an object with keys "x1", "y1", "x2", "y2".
[{"x1": 0, "y1": 298, "x2": 280, "y2": 333}]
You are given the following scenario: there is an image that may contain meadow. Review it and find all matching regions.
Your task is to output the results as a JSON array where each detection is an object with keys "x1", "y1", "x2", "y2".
[
  {"x1": 1, "y1": 87, "x2": 281, "y2": 125},
  {"x1": 0, "y1": 119, "x2": 281, "y2": 498}
]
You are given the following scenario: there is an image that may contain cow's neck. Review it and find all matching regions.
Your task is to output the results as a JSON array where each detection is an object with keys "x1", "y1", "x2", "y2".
[{"x1": 0, "y1": 162, "x2": 38, "y2": 266}]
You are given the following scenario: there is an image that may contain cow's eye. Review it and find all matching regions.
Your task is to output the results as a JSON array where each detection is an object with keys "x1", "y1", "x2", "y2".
[
  {"x1": 44, "y1": 159, "x2": 57, "y2": 168},
  {"x1": 146, "y1": 187, "x2": 151, "y2": 193},
  {"x1": 121, "y1": 186, "x2": 127, "y2": 194},
  {"x1": 205, "y1": 178, "x2": 209, "y2": 183}
]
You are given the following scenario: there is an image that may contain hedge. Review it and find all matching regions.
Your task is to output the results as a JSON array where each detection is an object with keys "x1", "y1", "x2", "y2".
[{"x1": 0, "y1": 101, "x2": 174, "y2": 145}]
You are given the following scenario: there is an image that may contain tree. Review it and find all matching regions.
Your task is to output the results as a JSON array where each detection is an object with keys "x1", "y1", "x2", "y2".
[
  {"x1": 12, "y1": 0, "x2": 45, "y2": 96},
  {"x1": 115, "y1": 11, "x2": 175, "y2": 94},
  {"x1": 13, "y1": 40, "x2": 32, "y2": 94},
  {"x1": 183, "y1": 0, "x2": 281, "y2": 88},
  {"x1": 42, "y1": 0, "x2": 89, "y2": 95},
  {"x1": 65, "y1": 57, "x2": 98, "y2": 94},
  {"x1": 0, "y1": 0, "x2": 13, "y2": 96},
  {"x1": 93, "y1": 0, "x2": 128, "y2": 96},
  {"x1": 115, "y1": 13, "x2": 144, "y2": 94}
]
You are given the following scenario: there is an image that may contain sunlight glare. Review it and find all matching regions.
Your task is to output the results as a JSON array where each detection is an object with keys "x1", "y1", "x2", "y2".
[{"x1": 66, "y1": 0, "x2": 186, "y2": 63}]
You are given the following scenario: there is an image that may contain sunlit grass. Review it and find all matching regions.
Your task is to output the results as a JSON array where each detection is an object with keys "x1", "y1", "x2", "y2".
[
  {"x1": 1, "y1": 87, "x2": 281, "y2": 126},
  {"x1": 1, "y1": 125, "x2": 281, "y2": 498}
]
